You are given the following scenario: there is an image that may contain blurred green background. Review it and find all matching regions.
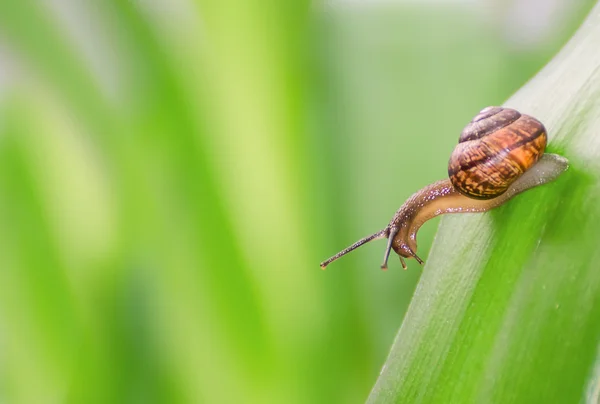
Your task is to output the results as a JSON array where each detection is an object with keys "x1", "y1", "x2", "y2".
[{"x1": 0, "y1": 0, "x2": 594, "y2": 403}]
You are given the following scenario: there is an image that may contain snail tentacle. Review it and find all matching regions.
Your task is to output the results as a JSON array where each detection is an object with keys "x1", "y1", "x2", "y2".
[
  {"x1": 381, "y1": 227, "x2": 400, "y2": 270},
  {"x1": 319, "y1": 228, "x2": 388, "y2": 270}
]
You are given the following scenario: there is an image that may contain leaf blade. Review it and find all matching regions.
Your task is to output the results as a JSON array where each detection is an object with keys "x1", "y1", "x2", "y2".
[{"x1": 368, "y1": 2, "x2": 600, "y2": 403}]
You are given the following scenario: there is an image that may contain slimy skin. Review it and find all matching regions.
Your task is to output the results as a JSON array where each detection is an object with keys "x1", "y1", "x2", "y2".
[{"x1": 320, "y1": 153, "x2": 568, "y2": 270}]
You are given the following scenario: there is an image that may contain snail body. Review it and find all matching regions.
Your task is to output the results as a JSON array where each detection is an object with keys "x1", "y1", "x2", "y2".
[{"x1": 320, "y1": 107, "x2": 568, "y2": 270}]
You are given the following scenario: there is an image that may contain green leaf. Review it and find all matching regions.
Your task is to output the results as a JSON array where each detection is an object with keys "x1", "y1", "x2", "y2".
[{"x1": 368, "y1": 2, "x2": 600, "y2": 403}]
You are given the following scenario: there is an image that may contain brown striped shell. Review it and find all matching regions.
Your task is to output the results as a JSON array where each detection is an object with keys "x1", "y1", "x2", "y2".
[{"x1": 448, "y1": 106, "x2": 547, "y2": 199}]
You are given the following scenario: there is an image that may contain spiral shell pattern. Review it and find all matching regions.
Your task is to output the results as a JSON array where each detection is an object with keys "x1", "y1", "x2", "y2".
[{"x1": 448, "y1": 106, "x2": 547, "y2": 199}]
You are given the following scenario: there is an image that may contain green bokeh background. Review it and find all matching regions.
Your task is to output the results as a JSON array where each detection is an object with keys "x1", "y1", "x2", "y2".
[{"x1": 0, "y1": 1, "x2": 593, "y2": 403}]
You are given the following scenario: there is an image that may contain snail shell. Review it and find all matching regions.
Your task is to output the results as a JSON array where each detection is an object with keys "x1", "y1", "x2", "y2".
[{"x1": 448, "y1": 106, "x2": 547, "y2": 199}]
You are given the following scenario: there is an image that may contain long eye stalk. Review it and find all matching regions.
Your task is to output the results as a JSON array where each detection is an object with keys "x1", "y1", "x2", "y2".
[{"x1": 320, "y1": 228, "x2": 388, "y2": 270}]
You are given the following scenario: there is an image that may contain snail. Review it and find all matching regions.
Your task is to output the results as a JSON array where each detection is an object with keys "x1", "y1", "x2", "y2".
[{"x1": 320, "y1": 106, "x2": 569, "y2": 270}]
